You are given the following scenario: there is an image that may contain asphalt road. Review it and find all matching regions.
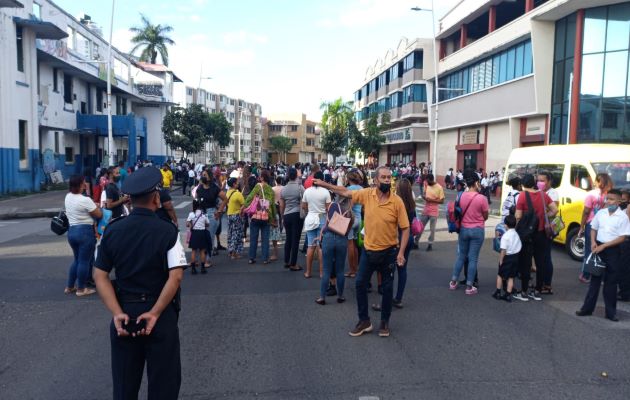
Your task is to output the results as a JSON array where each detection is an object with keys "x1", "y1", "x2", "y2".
[{"x1": 1, "y1": 189, "x2": 629, "y2": 400}]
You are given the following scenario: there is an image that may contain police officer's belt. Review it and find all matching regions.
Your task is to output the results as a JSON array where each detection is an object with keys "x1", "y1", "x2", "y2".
[{"x1": 117, "y1": 293, "x2": 159, "y2": 303}]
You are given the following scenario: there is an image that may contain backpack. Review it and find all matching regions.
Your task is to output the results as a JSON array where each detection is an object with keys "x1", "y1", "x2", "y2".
[
  {"x1": 446, "y1": 191, "x2": 471, "y2": 233},
  {"x1": 502, "y1": 190, "x2": 519, "y2": 216},
  {"x1": 493, "y1": 222, "x2": 507, "y2": 253},
  {"x1": 515, "y1": 192, "x2": 538, "y2": 242}
]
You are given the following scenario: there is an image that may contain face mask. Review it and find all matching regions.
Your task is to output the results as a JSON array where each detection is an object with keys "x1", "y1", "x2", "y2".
[
  {"x1": 607, "y1": 204, "x2": 619, "y2": 213},
  {"x1": 620, "y1": 202, "x2": 628, "y2": 210},
  {"x1": 536, "y1": 181, "x2": 546, "y2": 191},
  {"x1": 378, "y1": 182, "x2": 390, "y2": 193}
]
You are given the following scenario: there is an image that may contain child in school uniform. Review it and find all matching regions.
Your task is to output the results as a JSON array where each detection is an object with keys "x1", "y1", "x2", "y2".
[
  {"x1": 493, "y1": 215, "x2": 522, "y2": 302},
  {"x1": 187, "y1": 200, "x2": 210, "y2": 275}
]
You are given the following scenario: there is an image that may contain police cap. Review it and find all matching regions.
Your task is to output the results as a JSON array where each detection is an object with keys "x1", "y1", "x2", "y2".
[{"x1": 122, "y1": 166, "x2": 162, "y2": 197}]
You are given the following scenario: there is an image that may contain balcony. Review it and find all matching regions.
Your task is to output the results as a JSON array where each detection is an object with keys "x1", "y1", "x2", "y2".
[
  {"x1": 76, "y1": 113, "x2": 146, "y2": 138},
  {"x1": 402, "y1": 69, "x2": 424, "y2": 86},
  {"x1": 389, "y1": 107, "x2": 401, "y2": 120},
  {"x1": 401, "y1": 102, "x2": 427, "y2": 117},
  {"x1": 388, "y1": 77, "x2": 401, "y2": 92},
  {"x1": 377, "y1": 86, "x2": 388, "y2": 99}
]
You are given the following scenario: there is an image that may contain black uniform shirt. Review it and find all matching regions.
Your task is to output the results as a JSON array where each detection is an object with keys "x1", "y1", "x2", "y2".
[
  {"x1": 105, "y1": 183, "x2": 124, "y2": 219},
  {"x1": 95, "y1": 207, "x2": 187, "y2": 296},
  {"x1": 155, "y1": 189, "x2": 174, "y2": 224}
]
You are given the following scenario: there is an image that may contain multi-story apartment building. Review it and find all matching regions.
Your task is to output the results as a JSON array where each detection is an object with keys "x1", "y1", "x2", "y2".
[
  {"x1": 0, "y1": 0, "x2": 179, "y2": 194},
  {"x1": 263, "y1": 113, "x2": 322, "y2": 165},
  {"x1": 179, "y1": 87, "x2": 263, "y2": 165},
  {"x1": 431, "y1": 0, "x2": 629, "y2": 178},
  {"x1": 353, "y1": 37, "x2": 434, "y2": 165}
]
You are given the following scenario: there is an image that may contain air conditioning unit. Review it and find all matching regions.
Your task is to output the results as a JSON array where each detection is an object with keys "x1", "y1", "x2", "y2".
[{"x1": 422, "y1": 103, "x2": 427, "y2": 112}]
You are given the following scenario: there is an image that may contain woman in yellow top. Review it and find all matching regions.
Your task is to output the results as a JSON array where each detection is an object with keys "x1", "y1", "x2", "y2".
[
  {"x1": 225, "y1": 177, "x2": 245, "y2": 259},
  {"x1": 160, "y1": 164, "x2": 174, "y2": 189}
]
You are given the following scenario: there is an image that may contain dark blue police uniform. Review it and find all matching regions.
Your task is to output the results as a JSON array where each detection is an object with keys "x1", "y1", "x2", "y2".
[{"x1": 95, "y1": 167, "x2": 187, "y2": 400}]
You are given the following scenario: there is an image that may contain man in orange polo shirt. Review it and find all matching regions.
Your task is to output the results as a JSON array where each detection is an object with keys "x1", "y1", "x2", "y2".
[{"x1": 314, "y1": 166, "x2": 409, "y2": 337}]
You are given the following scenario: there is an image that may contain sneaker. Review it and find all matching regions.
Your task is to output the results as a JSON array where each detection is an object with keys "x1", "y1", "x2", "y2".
[
  {"x1": 449, "y1": 280, "x2": 458, "y2": 290},
  {"x1": 501, "y1": 293, "x2": 513, "y2": 303},
  {"x1": 528, "y1": 291, "x2": 542, "y2": 301},
  {"x1": 326, "y1": 284, "x2": 337, "y2": 297},
  {"x1": 76, "y1": 288, "x2": 96, "y2": 297},
  {"x1": 378, "y1": 321, "x2": 390, "y2": 337},
  {"x1": 492, "y1": 290, "x2": 501, "y2": 300},
  {"x1": 392, "y1": 299, "x2": 403, "y2": 309},
  {"x1": 426, "y1": 244, "x2": 433, "y2": 252},
  {"x1": 349, "y1": 320, "x2": 373, "y2": 337},
  {"x1": 465, "y1": 286, "x2": 478, "y2": 295},
  {"x1": 513, "y1": 292, "x2": 529, "y2": 302}
]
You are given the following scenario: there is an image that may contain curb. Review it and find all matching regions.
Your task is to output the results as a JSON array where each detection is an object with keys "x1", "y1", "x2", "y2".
[{"x1": 0, "y1": 209, "x2": 60, "y2": 220}]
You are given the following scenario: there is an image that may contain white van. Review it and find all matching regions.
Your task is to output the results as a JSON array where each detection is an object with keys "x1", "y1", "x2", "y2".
[{"x1": 501, "y1": 144, "x2": 630, "y2": 260}]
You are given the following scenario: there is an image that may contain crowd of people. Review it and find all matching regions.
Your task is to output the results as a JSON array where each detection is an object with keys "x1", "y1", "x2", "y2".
[{"x1": 59, "y1": 157, "x2": 630, "y2": 399}]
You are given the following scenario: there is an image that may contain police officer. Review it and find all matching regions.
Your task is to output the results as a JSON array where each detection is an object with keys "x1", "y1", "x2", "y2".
[{"x1": 93, "y1": 166, "x2": 187, "y2": 400}]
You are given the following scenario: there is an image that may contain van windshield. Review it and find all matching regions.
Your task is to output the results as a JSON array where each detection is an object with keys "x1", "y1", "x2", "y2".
[
  {"x1": 591, "y1": 163, "x2": 630, "y2": 190},
  {"x1": 505, "y1": 164, "x2": 564, "y2": 188}
]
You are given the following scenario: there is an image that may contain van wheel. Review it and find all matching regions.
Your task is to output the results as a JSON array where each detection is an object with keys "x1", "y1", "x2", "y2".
[{"x1": 566, "y1": 226, "x2": 584, "y2": 261}]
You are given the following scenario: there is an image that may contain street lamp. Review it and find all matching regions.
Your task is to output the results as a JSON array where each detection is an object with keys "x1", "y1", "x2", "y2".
[
  {"x1": 411, "y1": 2, "x2": 439, "y2": 173},
  {"x1": 106, "y1": 0, "x2": 115, "y2": 166},
  {"x1": 198, "y1": 76, "x2": 212, "y2": 163}
]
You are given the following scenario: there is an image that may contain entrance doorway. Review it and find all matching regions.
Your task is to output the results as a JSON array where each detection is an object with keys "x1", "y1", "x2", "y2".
[{"x1": 463, "y1": 150, "x2": 478, "y2": 171}]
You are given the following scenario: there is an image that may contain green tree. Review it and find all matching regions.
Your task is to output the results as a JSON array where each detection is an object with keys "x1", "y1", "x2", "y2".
[
  {"x1": 320, "y1": 98, "x2": 353, "y2": 164},
  {"x1": 269, "y1": 136, "x2": 294, "y2": 163},
  {"x1": 162, "y1": 104, "x2": 232, "y2": 159},
  {"x1": 360, "y1": 111, "x2": 388, "y2": 156},
  {"x1": 129, "y1": 14, "x2": 175, "y2": 65}
]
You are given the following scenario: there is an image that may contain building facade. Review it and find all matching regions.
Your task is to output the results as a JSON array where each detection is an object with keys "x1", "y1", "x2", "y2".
[
  {"x1": 263, "y1": 113, "x2": 322, "y2": 165},
  {"x1": 178, "y1": 87, "x2": 263, "y2": 165},
  {"x1": 0, "y1": 0, "x2": 178, "y2": 194},
  {"x1": 431, "y1": 0, "x2": 630, "y2": 178},
  {"x1": 353, "y1": 37, "x2": 435, "y2": 166}
]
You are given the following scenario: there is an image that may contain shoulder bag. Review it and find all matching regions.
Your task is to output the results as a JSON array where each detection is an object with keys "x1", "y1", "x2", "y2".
[
  {"x1": 326, "y1": 202, "x2": 352, "y2": 236},
  {"x1": 186, "y1": 213, "x2": 204, "y2": 245},
  {"x1": 252, "y1": 183, "x2": 270, "y2": 221}
]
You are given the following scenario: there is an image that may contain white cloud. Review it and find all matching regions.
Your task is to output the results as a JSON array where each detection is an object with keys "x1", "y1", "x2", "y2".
[
  {"x1": 190, "y1": 14, "x2": 201, "y2": 22},
  {"x1": 112, "y1": 28, "x2": 134, "y2": 53},
  {"x1": 222, "y1": 30, "x2": 269, "y2": 46}
]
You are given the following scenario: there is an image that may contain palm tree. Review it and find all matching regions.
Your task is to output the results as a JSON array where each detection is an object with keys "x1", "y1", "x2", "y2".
[
  {"x1": 129, "y1": 14, "x2": 175, "y2": 65},
  {"x1": 320, "y1": 98, "x2": 353, "y2": 164}
]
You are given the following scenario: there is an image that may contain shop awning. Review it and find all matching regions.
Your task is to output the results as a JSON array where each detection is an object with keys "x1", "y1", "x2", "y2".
[
  {"x1": 13, "y1": 17, "x2": 68, "y2": 40},
  {"x1": 0, "y1": 0, "x2": 24, "y2": 8}
]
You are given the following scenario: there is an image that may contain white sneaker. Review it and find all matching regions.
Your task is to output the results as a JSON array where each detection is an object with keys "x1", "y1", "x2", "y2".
[
  {"x1": 528, "y1": 291, "x2": 542, "y2": 301},
  {"x1": 513, "y1": 292, "x2": 529, "y2": 302}
]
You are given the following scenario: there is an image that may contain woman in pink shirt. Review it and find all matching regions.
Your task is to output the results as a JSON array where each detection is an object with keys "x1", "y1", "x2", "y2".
[{"x1": 449, "y1": 170, "x2": 489, "y2": 295}]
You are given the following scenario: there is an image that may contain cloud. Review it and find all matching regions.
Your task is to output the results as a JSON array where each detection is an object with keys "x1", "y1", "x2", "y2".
[
  {"x1": 190, "y1": 14, "x2": 201, "y2": 22},
  {"x1": 112, "y1": 28, "x2": 134, "y2": 53},
  {"x1": 222, "y1": 30, "x2": 269, "y2": 46}
]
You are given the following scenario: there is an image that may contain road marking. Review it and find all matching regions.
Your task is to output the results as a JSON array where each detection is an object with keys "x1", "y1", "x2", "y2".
[
  {"x1": 0, "y1": 221, "x2": 19, "y2": 228},
  {"x1": 175, "y1": 201, "x2": 192, "y2": 209}
]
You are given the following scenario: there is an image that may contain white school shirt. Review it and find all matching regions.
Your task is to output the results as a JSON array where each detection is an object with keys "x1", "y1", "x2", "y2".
[
  {"x1": 590, "y1": 208, "x2": 630, "y2": 243},
  {"x1": 187, "y1": 210, "x2": 209, "y2": 230},
  {"x1": 500, "y1": 229, "x2": 522, "y2": 255},
  {"x1": 546, "y1": 187, "x2": 559, "y2": 203}
]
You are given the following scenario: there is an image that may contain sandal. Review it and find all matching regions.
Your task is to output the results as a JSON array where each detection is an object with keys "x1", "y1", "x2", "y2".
[
  {"x1": 540, "y1": 286, "x2": 554, "y2": 295},
  {"x1": 344, "y1": 272, "x2": 356, "y2": 278},
  {"x1": 248, "y1": 259, "x2": 256, "y2": 264},
  {"x1": 303, "y1": 273, "x2": 312, "y2": 279},
  {"x1": 289, "y1": 265, "x2": 303, "y2": 271},
  {"x1": 64, "y1": 287, "x2": 77, "y2": 294},
  {"x1": 315, "y1": 298, "x2": 326, "y2": 305},
  {"x1": 372, "y1": 303, "x2": 382, "y2": 311}
]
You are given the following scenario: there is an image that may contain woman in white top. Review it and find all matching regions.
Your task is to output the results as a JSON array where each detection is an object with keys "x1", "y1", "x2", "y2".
[
  {"x1": 301, "y1": 171, "x2": 331, "y2": 278},
  {"x1": 64, "y1": 175, "x2": 102, "y2": 296}
]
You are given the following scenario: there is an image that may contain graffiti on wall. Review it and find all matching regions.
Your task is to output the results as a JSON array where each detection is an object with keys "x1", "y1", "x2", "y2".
[
  {"x1": 37, "y1": 39, "x2": 68, "y2": 60},
  {"x1": 135, "y1": 83, "x2": 163, "y2": 97},
  {"x1": 42, "y1": 149, "x2": 56, "y2": 174}
]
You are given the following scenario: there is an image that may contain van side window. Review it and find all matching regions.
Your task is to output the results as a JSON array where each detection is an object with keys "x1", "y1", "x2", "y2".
[{"x1": 570, "y1": 165, "x2": 592, "y2": 190}]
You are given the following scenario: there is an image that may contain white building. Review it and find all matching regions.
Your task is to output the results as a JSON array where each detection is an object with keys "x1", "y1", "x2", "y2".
[
  {"x1": 176, "y1": 86, "x2": 263, "y2": 165},
  {"x1": 353, "y1": 37, "x2": 434, "y2": 165},
  {"x1": 0, "y1": 0, "x2": 179, "y2": 194},
  {"x1": 430, "y1": 0, "x2": 630, "y2": 181}
]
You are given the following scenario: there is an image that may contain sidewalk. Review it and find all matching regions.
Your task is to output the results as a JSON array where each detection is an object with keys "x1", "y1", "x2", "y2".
[{"x1": 0, "y1": 190, "x2": 66, "y2": 220}]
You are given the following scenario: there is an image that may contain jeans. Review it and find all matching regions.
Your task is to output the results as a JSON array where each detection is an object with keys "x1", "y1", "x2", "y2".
[
  {"x1": 205, "y1": 208, "x2": 219, "y2": 251},
  {"x1": 617, "y1": 239, "x2": 630, "y2": 299},
  {"x1": 283, "y1": 212, "x2": 302, "y2": 266},
  {"x1": 418, "y1": 214, "x2": 437, "y2": 244},
  {"x1": 321, "y1": 231, "x2": 348, "y2": 298},
  {"x1": 395, "y1": 234, "x2": 414, "y2": 302},
  {"x1": 581, "y1": 223, "x2": 592, "y2": 279},
  {"x1": 581, "y1": 243, "x2": 621, "y2": 318},
  {"x1": 67, "y1": 224, "x2": 96, "y2": 290},
  {"x1": 356, "y1": 247, "x2": 397, "y2": 323},
  {"x1": 249, "y1": 218, "x2": 270, "y2": 261},
  {"x1": 451, "y1": 227, "x2": 485, "y2": 286}
]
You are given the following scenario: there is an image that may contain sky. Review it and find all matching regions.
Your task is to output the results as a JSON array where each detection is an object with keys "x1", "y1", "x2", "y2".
[{"x1": 54, "y1": 0, "x2": 459, "y2": 120}]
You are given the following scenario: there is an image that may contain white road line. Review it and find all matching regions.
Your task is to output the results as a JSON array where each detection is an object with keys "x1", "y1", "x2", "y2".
[{"x1": 175, "y1": 201, "x2": 192, "y2": 209}]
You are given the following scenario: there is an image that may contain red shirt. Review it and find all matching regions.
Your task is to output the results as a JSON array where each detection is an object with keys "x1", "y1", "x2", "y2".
[
  {"x1": 304, "y1": 175, "x2": 314, "y2": 189},
  {"x1": 516, "y1": 190, "x2": 552, "y2": 231}
]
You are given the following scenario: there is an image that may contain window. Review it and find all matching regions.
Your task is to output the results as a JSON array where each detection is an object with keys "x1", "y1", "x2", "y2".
[
  {"x1": 66, "y1": 27, "x2": 75, "y2": 50},
  {"x1": 570, "y1": 164, "x2": 592, "y2": 190},
  {"x1": 76, "y1": 32, "x2": 91, "y2": 59},
  {"x1": 389, "y1": 63, "x2": 400, "y2": 80},
  {"x1": 390, "y1": 91, "x2": 402, "y2": 108},
  {"x1": 33, "y1": 3, "x2": 41, "y2": 19},
  {"x1": 80, "y1": 102, "x2": 87, "y2": 114},
  {"x1": 92, "y1": 43, "x2": 100, "y2": 60},
  {"x1": 53, "y1": 68, "x2": 59, "y2": 92},
  {"x1": 19, "y1": 120, "x2": 27, "y2": 163},
  {"x1": 369, "y1": 79, "x2": 378, "y2": 93},
  {"x1": 16, "y1": 27, "x2": 24, "y2": 72},
  {"x1": 403, "y1": 50, "x2": 423, "y2": 72},
  {"x1": 306, "y1": 138, "x2": 315, "y2": 146},
  {"x1": 187, "y1": 88, "x2": 193, "y2": 95},
  {"x1": 378, "y1": 71, "x2": 388, "y2": 89},
  {"x1": 116, "y1": 97, "x2": 127, "y2": 115},
  {"x1": 63, "y1": 74, "x2": 72, "y2": 104},
  {"x1": 96, "y1": 90, "x2": 103, "y2": 112},
  {"x1": 54, "y1": 131, "x2": 60, "y2": 153},
  {"x1": 361, "y1": 84, "x2": 368, "y2": 98},
  {"x1": 65, "y1": 146, "x2": 74, "y2": 163},
  {"x1": 402, "y1": 84, "x2": 427, "y2": 104}
]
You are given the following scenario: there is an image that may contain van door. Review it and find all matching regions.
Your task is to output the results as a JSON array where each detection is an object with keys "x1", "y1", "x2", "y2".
[{"x1": 560, "y1": 164, "x2": 593, "y2": 259}]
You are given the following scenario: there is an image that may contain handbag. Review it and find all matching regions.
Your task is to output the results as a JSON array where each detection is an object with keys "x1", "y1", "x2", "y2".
[
  {"x1": 550, "y1": 213, "x2": 565, "y2": 237},
  {"x1": 411, "y1": 217, "x2": 425, "y2": 236},
  {"x1": 584, "y1": 252, "x2": 607, "y2": 277},
  {"x1": 252, "y1": 183, "x2": 270, "y2": 221},
  {"x1": 50, "y1": 210, "x2": 69, "y2": 235},
  {"x1": 327, "y1": 203, "x2": 352, "y2": 236},
  {"x1": 540, "y1": 192, "x2": 555, "y2": 239}
]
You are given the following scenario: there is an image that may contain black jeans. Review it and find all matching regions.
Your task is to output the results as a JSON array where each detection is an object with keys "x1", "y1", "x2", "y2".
[
  {"x1": 518, "y1": 230, "x2": 549, "y2": 292},
  {"x1": 283, "y1": 212, "x2": 302, "y2": 266},
  {"x1": 581, "y1": 243, "x2": 621, "y2": 318},
  {"x1": 356, "y1": 247, "x2": 397, "y2": 323},
  {"x1": 617, "y1": 239, "x2": 630, "y2": 298}
]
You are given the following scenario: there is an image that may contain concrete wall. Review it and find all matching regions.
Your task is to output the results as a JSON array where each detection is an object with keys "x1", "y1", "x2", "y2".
[
  {"x1": 485, "y1": 121, "x2": 514, "y2": 173},
  {"x1": 436, "y1": 128, "x2": 458, "y2": 177}
]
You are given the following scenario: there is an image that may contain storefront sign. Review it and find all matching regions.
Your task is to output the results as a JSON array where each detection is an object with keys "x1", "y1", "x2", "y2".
[
  {"x1": 384, "y1": 129, "x2": 411, "y2": 143},
  {"x1": 462, "y1": 130, "x2": 479, "y2": 144},
  {"x1": 527, "y1": 126, "x2": 543, "y2": 135}
]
